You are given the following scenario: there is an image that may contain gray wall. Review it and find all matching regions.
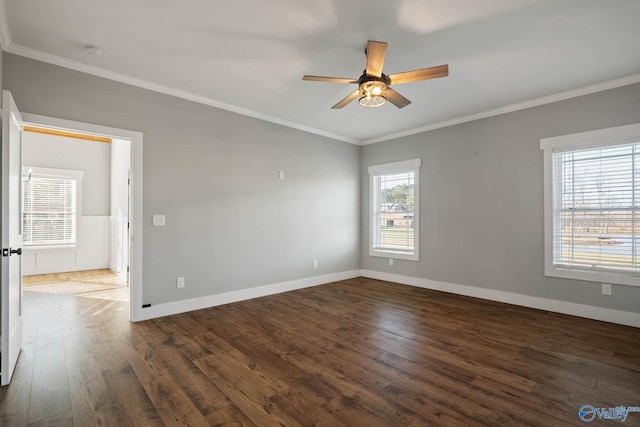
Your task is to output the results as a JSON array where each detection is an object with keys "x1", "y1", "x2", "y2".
[
  {"x1": 4, "y1": 52, "x2": 639, "y2": 316},
  {"x1": 361, "y1": 83, "x2": 640, "y2": 313},
  {"x1": 23, "y1": 131, "x2": 111, "y2": 215},
  {"x1": 3, "y1": 54, "x2": 360, "y2": 306}
]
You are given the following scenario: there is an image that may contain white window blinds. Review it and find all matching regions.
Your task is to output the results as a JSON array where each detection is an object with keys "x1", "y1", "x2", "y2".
[
  {"x1": 373, "y1": 171, "x2": 415, "y2": 253},
  {"x1": 369, "y1": 159, "x2": 420, "y2": 260},
  {"x1": 553, "y1": 144, "x2": 640, "y2": 275},
  {"x1": 23, "y1": 173, "x2": 78, "y2": 246}
]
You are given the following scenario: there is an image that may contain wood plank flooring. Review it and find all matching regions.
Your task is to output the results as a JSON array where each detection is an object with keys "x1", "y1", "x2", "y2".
[
  {"x1": 1, "y1": 277, "x2": 640, "y2": 426},
  {"x1": 23, "y1": 269, "x2": 119, "y2": 286}
]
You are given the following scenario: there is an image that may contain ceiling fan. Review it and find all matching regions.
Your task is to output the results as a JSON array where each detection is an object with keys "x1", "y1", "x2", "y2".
[{"x1": 302, "y1": 40, "x2": 448, "y2": 109}]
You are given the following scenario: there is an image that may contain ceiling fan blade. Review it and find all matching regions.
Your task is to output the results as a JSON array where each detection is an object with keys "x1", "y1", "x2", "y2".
[
  {"x1": 365, "y1": 41, "x2": 387, "y2": 78},
  {"x1": 388, "y1": 64, "x2": 449, "y2": 85},
  {"x1": 302, "y1": 75, "x2": 357, "y2": 84},
  {"x1": 385, "y1": 88, "x2": 411, "y2": 109},
  {"x1": 331, "y1": 90, "x2": 360, "y2": 109}
]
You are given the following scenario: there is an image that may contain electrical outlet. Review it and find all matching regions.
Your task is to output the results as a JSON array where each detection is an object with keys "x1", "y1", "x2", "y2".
[
  {"x1": 389, "y1": 258, "x2": 394, "y2": 266},
  {"x1": 279, "y1": 171, "x2": 285, "y2": 180},
  {"x1": 602, "y1": 283, "x2": 612, "y2": 296},
  {"x1": 177, "y1": 277, "x2": 185, "y2": 289},
  {"x1": 313, "y1": 260, "x2": 318, "y2": 268}
]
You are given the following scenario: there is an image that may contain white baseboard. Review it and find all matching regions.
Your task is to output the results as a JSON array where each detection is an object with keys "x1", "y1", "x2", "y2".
[
  {"x1": 361, "y1": 270, "x2": 640, "y2": 328},
  {"x1": 135, "y1": 268, "x2": 640, "y2": 328},
  {"x1": 23, "y1": 263, "x2": 110, "y2": 276},
  {"x1": 137, "y1": 270, "x2": 361, "y2": 321}
]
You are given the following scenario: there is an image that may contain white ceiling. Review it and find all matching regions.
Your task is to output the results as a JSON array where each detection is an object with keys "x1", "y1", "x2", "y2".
[{"x1": 2, "y1": 0, "x2": 640, "y2": 144}]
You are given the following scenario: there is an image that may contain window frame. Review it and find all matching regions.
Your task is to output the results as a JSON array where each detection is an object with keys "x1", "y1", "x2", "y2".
[
  {"x1": 541, "y1": 123, "x2": 640, "y2": 287},
  {"x1": 369, "y1": 158, "x2": 421, "y2": 261},
  {"x1": 22, "y1": 166, "x2": 84, "y2": 250}
]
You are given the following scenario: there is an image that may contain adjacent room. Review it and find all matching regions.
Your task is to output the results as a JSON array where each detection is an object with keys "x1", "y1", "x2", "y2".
[
  {"x1": 20, "y1": 126, "x2": 130, "y2": 300},
  {"x1": 1, "y1": 1, "x2": 639, "y2": 426}
]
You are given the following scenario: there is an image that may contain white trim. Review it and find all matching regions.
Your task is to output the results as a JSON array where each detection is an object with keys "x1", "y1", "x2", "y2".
[
  {"x1": 360, "y1": 270, "x2": 640, "y2": 328},
  {"x1": 165, "y1": 86, "x2": 358, "y2": 144},
  {"x1": 24, "y1": 263, "x2": 109, "y2": 276},
  {"x1": 137, "y1": 270, "x2": 361, "y2": 321},
  {"x1": 543, "y1": 144, "x2": 555, "y2": 286},
  {"x1": 6, "y1": 44, "x2": 169, "y2": 94},
  {"x1": 4, "y1": 44, "x2": 359, "y2": 145},
  {"x1": 24, "y1": 166, "x2": 83, "y2": 180},
  {"x1": 20, "y1": 113, "x2": 144, "y2": 322},
  {"x1": 368, "y1": 158, "x2": 421, "y2": 175},
  {"x1": 540, "y1": 122, "x2": 640, "y2": 151},
  {"x1": 541, "y1": 123, "x2": 640, "y2": 287},
  {"x1": 0, "y1": 0, "x2": 12, "y2": 50},
  {"x1": 362, "y1": 74, "x2": 640, "y2": 145}
]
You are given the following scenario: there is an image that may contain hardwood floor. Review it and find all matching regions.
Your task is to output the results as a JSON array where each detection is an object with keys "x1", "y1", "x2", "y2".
[
  {"x1": 23, "y1": 269, "x2": 120, "y2": 286},
  {"x1": 1, "y1": 277, "x2": 639, "y2": 426},
  {"x1": 22, "y1": 270, "x2": 129, "y2": 303}
]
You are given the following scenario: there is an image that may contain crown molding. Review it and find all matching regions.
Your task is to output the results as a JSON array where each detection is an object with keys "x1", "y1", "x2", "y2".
[
  {"x1": 0, "y1": 0, "x2": 12, "y2": 49},
  {"x1": 163, "y1": 85, "x2": 359, "y2": 144},
  {"x1": 361, "y1": 73, "x2": 640, "y2": 145},
  {"x1": 4, "y1": 40, "x2": 640, "y2": 146},
  {"x1": 4, "y1": 43, "x2": 360, "y2": 145}
]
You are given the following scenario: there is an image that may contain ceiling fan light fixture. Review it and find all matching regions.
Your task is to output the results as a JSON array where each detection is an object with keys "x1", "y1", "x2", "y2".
[
  {"x1": 359, "y1": 95, "x2": 386, "y2": 108},
  {"x1": 358, "y1": 80, "x2": 387, "y2": 108}
]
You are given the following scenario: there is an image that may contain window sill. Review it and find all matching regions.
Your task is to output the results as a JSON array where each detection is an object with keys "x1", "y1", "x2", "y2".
[
  {"x1": 24, "y1": 245, "x2": 78, "y2": 252},
  {"x1": 370, "y1": 249, "x2": 419, "y2": 261},
  {"x1": 545, "y1": 265, "x2": 640, "y2": 287}
]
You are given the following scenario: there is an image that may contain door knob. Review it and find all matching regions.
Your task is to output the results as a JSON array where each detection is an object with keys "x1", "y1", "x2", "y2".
[{"x1": 10, "y1": 248, "x2": 22, "y2": 256}]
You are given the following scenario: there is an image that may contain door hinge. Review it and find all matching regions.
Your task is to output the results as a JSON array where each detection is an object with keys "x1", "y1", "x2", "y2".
[{"x1": 127, "y1": 266, "x2": 130, "y2": 272}]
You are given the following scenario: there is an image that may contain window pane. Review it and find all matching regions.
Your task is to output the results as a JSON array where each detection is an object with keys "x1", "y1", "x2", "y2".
[
  {"x1": 553, "y1": 144, "x2": 640, "y2": 274},
  {"x1": 374, "y1": 171, "x2": 415, "y2": 253},
  {"x1": 23, "y1": 175, "x2": 77, "y2": 246}
]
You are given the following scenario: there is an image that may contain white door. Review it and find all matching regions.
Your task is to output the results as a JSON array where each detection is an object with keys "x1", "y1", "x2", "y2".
[{"x1": 1, "y1": 90, "x2": 24, "y2": 386}]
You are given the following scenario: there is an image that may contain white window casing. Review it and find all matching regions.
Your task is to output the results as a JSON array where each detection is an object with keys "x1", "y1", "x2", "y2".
[
  {"x1": 22, "y1": 166, "x2": 83, "y2": 250},
  {"x1": 369, "y1": 159, "x2": 421, "y2": 261},
  {"x1": 541, "y1": 123, "x2": 640, "y2": 287}
]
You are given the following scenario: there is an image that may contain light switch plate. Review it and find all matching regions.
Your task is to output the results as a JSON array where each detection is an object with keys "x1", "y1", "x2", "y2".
[{"x1": 153, "y1": 215, "x2": 166, "y2": 226}]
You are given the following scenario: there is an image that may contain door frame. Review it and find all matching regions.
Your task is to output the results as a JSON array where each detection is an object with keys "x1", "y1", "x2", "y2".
[{"x1": 21, "y1": 113, "x2": 144, "y2": 322}]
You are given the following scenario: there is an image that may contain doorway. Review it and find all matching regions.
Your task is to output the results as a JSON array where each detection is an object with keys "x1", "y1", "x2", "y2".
[{"x1": 20, "y1": 113, "x2": 143, "y2": 321}]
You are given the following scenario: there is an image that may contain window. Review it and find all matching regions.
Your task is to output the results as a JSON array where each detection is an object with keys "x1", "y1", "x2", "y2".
[
  {"x1": 23, "y1": 167, "x2": 83, "y2": 248},
  {"x1": 541, "y1": 123, "x2": 640, "y2": 286},
  {"x1": 369, "y1": 159, "x2": 420, "y2": 261}
]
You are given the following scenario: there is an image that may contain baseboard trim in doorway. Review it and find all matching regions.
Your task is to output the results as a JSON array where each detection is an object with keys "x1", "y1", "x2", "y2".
[
  {"x1": 360, "y1": 270, "x2": 640, "y2": 328},
  {"x1": 137, "y1": 270, "x2": 361, "y2": 321}
]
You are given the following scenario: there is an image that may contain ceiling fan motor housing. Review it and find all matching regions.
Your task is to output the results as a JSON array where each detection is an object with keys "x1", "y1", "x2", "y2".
[{"x1": 359, "y1": 71, "x2": 391, "y2": 86}]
